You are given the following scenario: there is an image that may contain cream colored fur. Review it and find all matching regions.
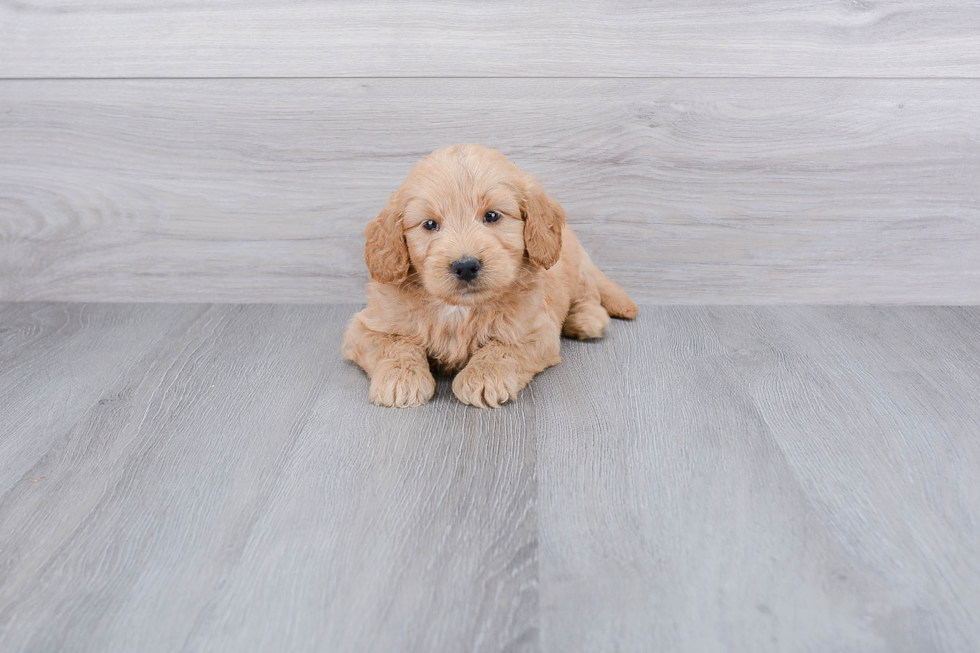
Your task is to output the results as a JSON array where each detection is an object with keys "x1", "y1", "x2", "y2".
[{"x1": 343, "y1": 144, "x2": 637, "y2": 408}]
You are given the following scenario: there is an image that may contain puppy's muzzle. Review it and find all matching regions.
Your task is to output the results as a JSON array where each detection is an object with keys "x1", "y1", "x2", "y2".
[{"x1": 450, "y1": 257, "x2": 482, "y2": 283}]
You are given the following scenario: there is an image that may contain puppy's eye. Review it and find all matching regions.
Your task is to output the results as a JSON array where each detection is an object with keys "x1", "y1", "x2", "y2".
[
  {"x1": 484, "y1": 211, "x2": 501, "y2": 223},
  {"x1": 423, "y1": 219, "x2": 439, "y2": 231}
]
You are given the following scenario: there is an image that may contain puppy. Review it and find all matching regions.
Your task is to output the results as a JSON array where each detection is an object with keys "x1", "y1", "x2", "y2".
[{"x1": 343, "y1": 144, "x2": 637, "y2": 408}]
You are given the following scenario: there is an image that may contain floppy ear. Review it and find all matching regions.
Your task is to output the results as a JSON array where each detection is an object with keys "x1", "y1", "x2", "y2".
[
  {"x1": 521, "y1": 175, "x2": 565, "y2": 269},
  {"x1": 364, "y1": 192, "x2": 410, "y2": 284}
]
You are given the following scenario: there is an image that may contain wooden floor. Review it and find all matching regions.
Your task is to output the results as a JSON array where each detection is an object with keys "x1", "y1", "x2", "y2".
[{"x1": 2, "y1": 303, "x2": 979, "y2": 652}]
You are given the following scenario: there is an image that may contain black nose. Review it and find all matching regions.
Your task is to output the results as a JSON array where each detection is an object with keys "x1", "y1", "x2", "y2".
[{"x1": 450, "y1": 257, "x2": 482, "y2": 282}]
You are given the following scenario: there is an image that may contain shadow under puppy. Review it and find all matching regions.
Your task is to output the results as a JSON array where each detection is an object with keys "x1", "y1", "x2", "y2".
[{"x1": 343, "y1": 144, "x2": 637, "y2": 408}]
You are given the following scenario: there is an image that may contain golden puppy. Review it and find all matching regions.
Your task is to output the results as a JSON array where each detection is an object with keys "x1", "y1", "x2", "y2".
[{"x1": 343, "y1": 144, "x2": 637, "y2": 408}]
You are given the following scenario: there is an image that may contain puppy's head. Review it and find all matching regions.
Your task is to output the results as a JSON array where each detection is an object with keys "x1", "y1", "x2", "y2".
[{"x1": 364, "y1": 144, "x2": 564, "y2": 305}]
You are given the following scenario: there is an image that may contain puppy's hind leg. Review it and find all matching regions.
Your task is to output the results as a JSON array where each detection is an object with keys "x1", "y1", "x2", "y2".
[
  {"x1": 569, "y1": 251, "x2": 640, "y2": 321},
  {"x1": 563, "y1": 257, "x2": 636, "y2": 339},
  {"x1": 595, "y1": 269, "x2": 638, "y2": 319},
  {"x1": 576, "y1": 245, "x2": 638, "y2": 319},
  {"x1": 562, "y1": 300, "x2": 610, "y2": 340}
]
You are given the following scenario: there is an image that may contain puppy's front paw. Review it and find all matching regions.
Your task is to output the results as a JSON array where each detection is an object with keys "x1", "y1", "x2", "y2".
[
  {"x1": 452, "y1": 362, "x2": 525, "y2": 409},
  {"x1": 370, "y1": 362, "x2": 435, "y2": 408}
]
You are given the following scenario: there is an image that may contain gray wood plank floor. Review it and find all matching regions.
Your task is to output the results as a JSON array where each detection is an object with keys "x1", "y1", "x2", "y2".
[
  {"x1": 2, "y1": 303, "x2": 979, "y2": 652},
  {"x1": 3, "y1": 79, "x2": 979, "y2": 304},
  {"x1": 2, "y1": 1, "x2": 978, "y2": 78}
]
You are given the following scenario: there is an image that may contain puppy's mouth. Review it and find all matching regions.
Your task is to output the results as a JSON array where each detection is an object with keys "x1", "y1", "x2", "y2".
[
  {"x1": 444, "y1": 279, "x2": 496, "y2": 303},
  {"x1": 455, "y1": 284, "x2": 491, "y2": 299}
]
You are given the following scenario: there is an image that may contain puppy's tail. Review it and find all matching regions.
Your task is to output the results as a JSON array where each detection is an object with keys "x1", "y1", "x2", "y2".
[{"x1": 594, "y1": 268, "x2": 639, "y2": 319}]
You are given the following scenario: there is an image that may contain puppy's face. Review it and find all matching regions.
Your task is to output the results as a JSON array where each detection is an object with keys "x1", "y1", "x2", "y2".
[
  {"x1": 364, "y1": 145, "x2": 565, "y2": 306},
  {"x1": 401, "y1": 151, "x2": 527, "y2": 305}
]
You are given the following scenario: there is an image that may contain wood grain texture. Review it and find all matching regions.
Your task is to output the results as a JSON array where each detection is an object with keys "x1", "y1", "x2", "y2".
[
  {"x1": 2, "y1": 78, "x2": 979, "y2": 304},
  {"x1": 0, "y1": 303, "x2": 537, "y2": 653},
  {"x1": 0, "y1": 303, "x2": 200, "y2": 495},
  {"x1": 1, "y1": 1, "x2": 979, "y2": 78},
  {"x1": 3, "y1": 303, "x2": 979, "y2": 651},
  {"x1": 537, "y1": 306, "x2": 980, "y2": 652}
]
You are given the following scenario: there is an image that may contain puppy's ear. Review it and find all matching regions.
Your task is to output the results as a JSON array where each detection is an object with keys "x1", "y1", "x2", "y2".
[
  {"x1": 364, "y1": 192, "x2": 410, "y2": 284},
  {"x1": 521, "y1": 175, "x2": 565, "y2": 269}
]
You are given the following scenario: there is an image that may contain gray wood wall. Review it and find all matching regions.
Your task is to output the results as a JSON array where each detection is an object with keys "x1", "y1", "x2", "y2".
[{"x1": 2, "y1": 2, "x2": 979, "y2": 303}]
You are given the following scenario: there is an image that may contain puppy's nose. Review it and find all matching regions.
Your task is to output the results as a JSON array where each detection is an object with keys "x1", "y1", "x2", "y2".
[{"x1": 450, "y1": 257, "x2": 482, "y2": 283}]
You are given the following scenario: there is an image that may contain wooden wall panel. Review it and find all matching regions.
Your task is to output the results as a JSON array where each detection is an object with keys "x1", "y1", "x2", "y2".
[
  {"x1": 2, "y1": 79, "x2": 978, "y2": 303},
  {"x1": 1, "y1": 1, "x2": 978, "y2": 78}
]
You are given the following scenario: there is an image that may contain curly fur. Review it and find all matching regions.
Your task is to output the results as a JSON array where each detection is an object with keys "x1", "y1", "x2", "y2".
[{"x1": 343, "y1": 144, "x2": 637, "y2": 408}]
